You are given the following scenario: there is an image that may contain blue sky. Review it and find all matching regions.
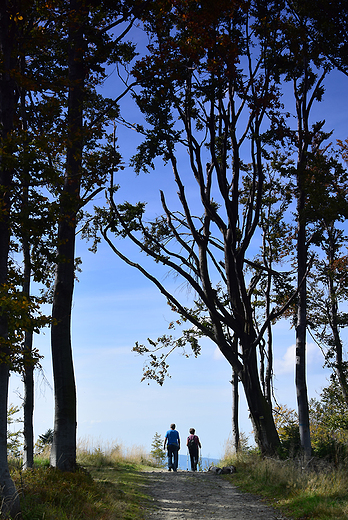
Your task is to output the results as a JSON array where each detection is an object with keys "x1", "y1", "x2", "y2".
[{"x1": 8, "y1": 36, "x2": 348, "y2": 460}]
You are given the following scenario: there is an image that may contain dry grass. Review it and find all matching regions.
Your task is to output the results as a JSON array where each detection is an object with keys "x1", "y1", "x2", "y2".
[
  {"x1": 221, "y1": 450, "x2": 348, "y2": 519},
  {"x1": 10, "y1": 439, "x2": 155, "y2": 520},
  {"x1": 76, "y1": 437, "x2": 155, "y2": 467}
]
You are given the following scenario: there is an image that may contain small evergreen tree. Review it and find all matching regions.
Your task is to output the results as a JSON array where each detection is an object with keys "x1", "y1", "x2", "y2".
[
  {"x1": 274, "y1": 405, "x2": 301, "y2": 459},
  {"x1": 7, "y1": 405, "x2": 22, "y2": 459},
  {"x1": 35, "y1": 429, "x2": 54, "y2": 455},
  {"x1": 150, "y1": 432, "x2": 166, "y2": 467}
]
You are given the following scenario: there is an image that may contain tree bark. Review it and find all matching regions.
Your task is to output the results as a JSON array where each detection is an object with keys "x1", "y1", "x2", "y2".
[
  {"x1": 19, "y1": 53, "x2": 35, "y2": 470},
  {"x1": 241, "y1": 345, "x2": 280, "y2": 455},
  {"x1": 231, "y1": 368, "x2": 240, "y2": 453},
  {"x1": 0, "y1": 2, "x2": 22, "y2": 516},
  {"x1": 264, "y1": 269, "x2": 273, "y2": 405},
  {"x1": 22, "y1": 233, "x2": 34, "y2": 470},
  {"x1": 23, "y1": 338, "x2": 34, "y2": 470},
  {"x1": 296, "y1": 174, "x2": 312, "y2": 459},
  {"x1": 230, "y1": 335, "x2": 240, "y2": 452},
  {"x1": 50, "y1": 0, "x2": 86, "y2": 471},
  {"x1": 293, "y1": 42, "x2": 317, "y2": 459},
  {"x1": 326, "y1": 225, "x2": 348, "y2": 405},
  {"x1": 0, "y1": 366, "x2": 21, "y2": 518}
]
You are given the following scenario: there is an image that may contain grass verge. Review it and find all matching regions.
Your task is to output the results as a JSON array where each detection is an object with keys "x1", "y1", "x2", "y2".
[
  {"x1": 222, "y1": 452, "x2": 348, "y2": 520},
  {"x1": 10, "y1": 446, "x2": 152, "y2": 520}
]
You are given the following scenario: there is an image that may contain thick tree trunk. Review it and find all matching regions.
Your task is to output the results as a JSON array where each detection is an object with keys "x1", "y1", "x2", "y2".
[
  {"x1": 50, "y1": 192, "x2": 78, "y2": 470},
  {"x1": 0, "y1": 7, "x2": 21, "y2": 519},
  {"x1": 224, "y1": 261, "x2": 280, "y2": 454},
  {"x1": 0, "y1": 366, "x2": 21, "y2": 518},
  {"x1": 0, "y1": 3, "x2": 21, "y2": 517},
  {"x1": 219, "y1": 324, "x2": 279, "y2": 455},
  {"x1": 50, "y1": 0, "x2": 86, "y2": 471},
  {"x1": 241, "y1": 347, "x2": 280, "y2": 455},
  {"x1": 212, "y1": 318, "x2": 279, "y2": 455},
  {"x1": 50, "y1": 250, "x2": 77, "y2": 471}
]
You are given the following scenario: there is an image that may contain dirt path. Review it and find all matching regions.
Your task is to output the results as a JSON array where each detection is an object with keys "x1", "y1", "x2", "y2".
[{"x1": 142, "y1": 470, "x2": 290, "y2": 520}]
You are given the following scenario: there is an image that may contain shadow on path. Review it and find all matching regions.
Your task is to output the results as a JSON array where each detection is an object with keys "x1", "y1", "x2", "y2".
[{"x1": 141, "y1": 470, "x2": 290, "y2": 520}]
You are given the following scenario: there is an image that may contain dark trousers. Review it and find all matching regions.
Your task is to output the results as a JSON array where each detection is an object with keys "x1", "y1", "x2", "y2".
[
  {"x1": 167, "y1": 444, "x2": 179, "y2": 471},
  {"x1": 189, "y1": 447, "x2": 199, "y2": 471}
]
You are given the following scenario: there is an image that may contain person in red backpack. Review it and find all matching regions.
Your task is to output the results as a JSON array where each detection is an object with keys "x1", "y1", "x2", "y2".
[{"x1": 186, "y1": 428, "x2": 201, "y2": 471}]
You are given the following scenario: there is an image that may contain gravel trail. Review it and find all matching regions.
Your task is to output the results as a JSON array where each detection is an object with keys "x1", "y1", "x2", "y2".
[{"x1": 142, "y1": 470, "x2": 290, "y2": 520}]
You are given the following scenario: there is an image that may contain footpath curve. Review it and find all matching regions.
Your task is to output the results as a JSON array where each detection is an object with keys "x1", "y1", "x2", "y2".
[{"x1": 142, "y1": 470, "x2": 290, "y2": 520}]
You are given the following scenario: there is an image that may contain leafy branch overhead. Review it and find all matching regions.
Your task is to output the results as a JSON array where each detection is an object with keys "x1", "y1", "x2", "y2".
[{"x1": 133, "y1": 306, "x2": 204, "y2": 385}]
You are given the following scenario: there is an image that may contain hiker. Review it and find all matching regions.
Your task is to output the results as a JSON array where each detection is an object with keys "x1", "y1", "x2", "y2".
[
  {"x1": 187, "y1": 427, "x2": 201, "y2": 471},
  {"x1": 164, "y1": 423, "x2": 180, "y2": 472}
]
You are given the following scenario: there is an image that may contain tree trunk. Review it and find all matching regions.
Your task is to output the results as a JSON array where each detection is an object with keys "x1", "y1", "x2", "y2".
[
  {"x1": 326, "y1": 226, "x2": 348, "y2": 405},
  {"x1": 0, "y1": 3, "x2": 21, "y2": 516},
  {"x1": 20, "y1": 220, "x2": 35, "y2": 474},
  {"x1": 241, "y1": 347, "x2": 280, "y2": 455},
  {"x1": 218, "y1": 323, "x2": 280, "y2": 455},
  {"x1": 293, "y1": 46, "x2": 314, "y2": 459},
  {"x1": 20, "y1": 55, "x2": 35, "y2": 470},
  {"x1": 50, "y1": 257, "x2": 77, "y2": 472},
  {"x1": 264, "y1": 270, "x2": 273, "y2": 405},
  {"x1": 331, "y1": 306, "x2": 348, "y2": 405},
  {"x1": 50, "y1": 166, "x2": 79, "y2": 471},
  {"x1": 0, "y1": 365, "x2": 21, "y2": 518},
  {"x1": 265, "y1": 325, "x2": 273, "y2": 405},
  {"x1": 22, "y1": 234, "x2": 34, "y2": 470},
  {"x1": 23, "y1": 338, "x2": 34, "y2": 470},
  {"x1": 50, "y1": 0, "x2": 86, "y2": 472},
  {"x1": 231, "y1": 368, "x2": 240, "y2": 452},
  {"x1": 296, "y1": 178, "x2": 311, "y2": 459}
]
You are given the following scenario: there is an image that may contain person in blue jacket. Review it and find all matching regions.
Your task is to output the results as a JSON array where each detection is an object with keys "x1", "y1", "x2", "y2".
[{"x1": 164, "y1": 423, "x2": 180, "y2": 471}]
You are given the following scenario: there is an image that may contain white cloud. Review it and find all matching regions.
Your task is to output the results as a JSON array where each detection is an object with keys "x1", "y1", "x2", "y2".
[
  {"x1": 275, "y1": 343, "x2": 296, "y2": 374},
  {"x1": 307, "y1": 342, "x2": 324, "y2": 366},
  {"x1": 275, "y1": 342, "x2": 323, "y2": 375}
]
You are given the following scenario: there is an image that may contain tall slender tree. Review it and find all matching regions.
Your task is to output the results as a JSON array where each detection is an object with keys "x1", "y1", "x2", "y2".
[
  {"x1": 262, "y1": 2, "x2": 332, "y2": 458},
  {"x1": 0, "y1": 0, "x2": 22, "y2": 515},
  {"x1": 305, "y1": 147, "x2": 348, "y2": 407},
  {"x1": 49, "y1": 0, "x2": 139, "y2": 470},
  {"x1": 49, "y1": 0, "x2": 87, "y2": 472},
  {"x1": 292, "y1": 36, "x2": 328, "y2": 460}
]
